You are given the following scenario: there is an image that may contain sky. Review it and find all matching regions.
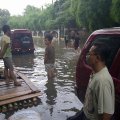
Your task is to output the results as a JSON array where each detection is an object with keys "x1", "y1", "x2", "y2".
[{"x1": 0, "y1": 0, "x2": 54, "y2": 16}]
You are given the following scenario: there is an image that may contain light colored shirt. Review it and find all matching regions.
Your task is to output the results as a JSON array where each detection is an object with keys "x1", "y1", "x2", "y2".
[
  {"x1": 83, "y1": 67, "x2": 115, "y2": 120},
  {"x1": 1, "y1": 34, "x2": 12, "y2": 58}
]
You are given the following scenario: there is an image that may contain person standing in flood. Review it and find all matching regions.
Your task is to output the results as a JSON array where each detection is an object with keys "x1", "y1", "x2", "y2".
[
  {"x1": 0, "y1": 25, "x2": 21, "y2": 86},
  {"x1": 64, "y1": 34, "x2": 69, "y2": 48},
  {"x1": 44, "y1": 33, "x2": 56, "y2": 79},
  {"x1": 74, "y1": 31, "x2": 80, "y2": 53},
  {"x1": 70, "y1": 30, "x2": 75, "y2": 48},
  {"x1": 64, "y1": 29, "x2": 69, "y2": 48}
]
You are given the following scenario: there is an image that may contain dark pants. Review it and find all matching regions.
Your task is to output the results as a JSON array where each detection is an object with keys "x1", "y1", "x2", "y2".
[{"x1": 67, "y1": 109, "x2": 88, "y2": 120}]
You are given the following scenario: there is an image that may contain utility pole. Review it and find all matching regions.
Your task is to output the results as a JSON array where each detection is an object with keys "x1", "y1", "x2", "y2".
[{"x1": 52, "y1": 0, "x2": 54, "y2": 4}]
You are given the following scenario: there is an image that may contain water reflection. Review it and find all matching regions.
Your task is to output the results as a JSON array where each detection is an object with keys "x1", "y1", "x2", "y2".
[
  {"x1": 45, "y1": 78, "x2": 57, "y2": 116},
  {"x1": 13, "y1": 54, "x2": 35, "y2": 68}
]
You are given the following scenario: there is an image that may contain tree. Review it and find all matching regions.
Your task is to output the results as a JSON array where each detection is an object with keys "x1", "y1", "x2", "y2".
[
  {"x1": 73, "y1": 0, "x2": 112, "y2": 31},
  {"x1": 8, "y1": 0, "x2": 120, "y2": 33},
  {"x1": 0, "y1": 9, "x2": 10, "y2": 32},
  {"x1": 111, "y1": 0, "x2": 120, "y2": 24},
  {"x1": 9, "y1": 15, "x2": 25, "y2": 29}
]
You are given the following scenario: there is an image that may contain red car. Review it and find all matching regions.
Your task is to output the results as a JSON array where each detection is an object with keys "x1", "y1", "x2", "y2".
[
  {"x1": 76, "y1": 28, "x2": 120, "y2": 119},
  {"x1": 11, "y1": 29, "x2": 35, "y2": 54}
]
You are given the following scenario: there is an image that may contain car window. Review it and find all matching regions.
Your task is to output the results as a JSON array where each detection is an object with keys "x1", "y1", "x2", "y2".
[
  {"x1": 117, "y1": 64, "x2": 120, "y2": 79},
  {"x1": 13, "y1": 33, "x2": 32, "y2": 42},
  {"x1": 117, "y1": 50, "x2": 120, "y2": 79},
  {"x1": 111, "y1": 48, "x2": 120, "y2": 79},
  {"x1": 86, "y1": 35, "x2": 120, "y2": 69},
  {"x1": 21, "y1": 36, "x2": 31, "y2": 41},
  {"x1": 118, "y1": 71, "x2": 120, "y2": 79}
]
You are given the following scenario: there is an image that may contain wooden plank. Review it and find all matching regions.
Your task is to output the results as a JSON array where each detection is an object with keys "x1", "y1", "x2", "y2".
[
  {"x1": 0, "y1": 82, "x2": 30, "y2": 94},
  {"x1": 0, "y1": 71, "x2": 41, "y2": 104},
  {"x1": 0, "y1": 92, "x2": 42, "y2": 106},
  {"x1": 17, "y1": 72, "x2": 40, "y2": 92},
  {"x1": 0, "y1": 86, "x2": 30, "y2": 97},
  {"x1": 0, "y1": 80, "x2": 25, "y2": 90},
  {"x1": 0, "y1": 82, "x2": 27, "y2": 91},
  {"x1": 0, "y1": 79, "x2": 24, "y2": 86},
  {"x1": 0, "y1": 90, "x2": 32, "y2": 101}
]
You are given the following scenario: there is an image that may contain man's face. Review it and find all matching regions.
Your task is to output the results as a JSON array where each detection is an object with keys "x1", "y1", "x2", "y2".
[
  {"x1": 86, "y1": 45, "x2": 97, "y2": 67},
  {"x1": 7, "y1": 29, "x2": 11, "y2": 37}
]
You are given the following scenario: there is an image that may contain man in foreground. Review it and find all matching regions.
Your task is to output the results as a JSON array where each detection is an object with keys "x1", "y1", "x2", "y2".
[
  {"x1": 0, "y1": 25, "x2": 21, "y2": 86},
  {"x1": 67, "y1": 42, "x2": 115, "y2": 120}
]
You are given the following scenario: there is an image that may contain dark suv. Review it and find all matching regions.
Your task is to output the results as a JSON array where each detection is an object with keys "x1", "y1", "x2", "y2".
[
  {"x1": 76, "y1": 28, "x2": 120, "y2": 119},
  {"x1": 11, "y1": 29, "x2": 35, "y2": 54}
]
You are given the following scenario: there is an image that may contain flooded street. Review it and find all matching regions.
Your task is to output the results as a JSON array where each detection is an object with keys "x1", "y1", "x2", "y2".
[{"x1": 0, "y1": 38, "x2": 83, "y2": 120}]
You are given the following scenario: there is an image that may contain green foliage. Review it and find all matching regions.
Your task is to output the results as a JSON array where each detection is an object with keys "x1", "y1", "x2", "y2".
[
  {"x1": 75, "y1": 0, "x2": 113, "y2": 31},
  {"x1": 9, "y1": 15, "x2": 25, "y2": 29},
  {"x1": 7, "y1": 0, "x2": 120, "y2": 33},
  {"x1": 0, "y1": 9, "x2": 10, "y2": 32},
  {"x1": 111, "y1": 0, "x2": 120, "y2": 23}
]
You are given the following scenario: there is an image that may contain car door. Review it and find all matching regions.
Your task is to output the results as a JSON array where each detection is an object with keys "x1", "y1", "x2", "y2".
[{"x1": 109, "y1": 48, "x2": 120, "y2": 119}]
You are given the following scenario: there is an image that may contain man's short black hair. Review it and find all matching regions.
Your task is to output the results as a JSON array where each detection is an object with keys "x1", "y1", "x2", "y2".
[
  {"x1": 2, "y1": 25, "x2": 10, "y2": 33},
  {"x1": 45, "y1": 33, "x2": 53, "y2": 41},
  {"x1": 92, "y1": 42, "x2": 110, "y2": 64}
]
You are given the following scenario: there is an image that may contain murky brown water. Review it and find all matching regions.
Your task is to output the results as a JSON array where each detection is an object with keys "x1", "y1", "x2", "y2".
[{"x1": 0, "y1": 38, "x2": 83, "y2": 120}]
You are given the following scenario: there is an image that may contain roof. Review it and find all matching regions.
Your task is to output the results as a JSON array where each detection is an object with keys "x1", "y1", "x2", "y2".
[
  {"x1": 11, "y1": 29, "x2": 31, "y2": 33},
  {"x1": 92, "y1": 27, "x2": 120, "y2": 35},
  {"x1": 11, "y1": 29, "x2": 29, "y2": 31}
]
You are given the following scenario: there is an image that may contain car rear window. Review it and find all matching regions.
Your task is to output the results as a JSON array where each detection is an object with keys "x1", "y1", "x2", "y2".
[{"x1": 14, "y1": 33, "x2": 32, "y2": 41}]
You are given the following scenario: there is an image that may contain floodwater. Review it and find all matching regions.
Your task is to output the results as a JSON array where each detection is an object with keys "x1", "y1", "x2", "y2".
[{"x1": 0, "y1": 38, "x2": 83, "y2": 120}]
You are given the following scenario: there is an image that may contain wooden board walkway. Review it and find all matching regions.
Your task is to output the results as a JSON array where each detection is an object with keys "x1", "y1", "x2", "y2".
[{"x1": 0, "y1": 71, "x2": 42, "y2": 113}]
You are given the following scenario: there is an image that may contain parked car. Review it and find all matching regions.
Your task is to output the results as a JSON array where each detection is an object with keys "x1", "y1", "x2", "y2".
[
  {"x1": 11, "y1": 29, "x2": 35, "y2": 54},
  {"x1": 76, "y1": 27, "x2": 120, "y2": 119}
]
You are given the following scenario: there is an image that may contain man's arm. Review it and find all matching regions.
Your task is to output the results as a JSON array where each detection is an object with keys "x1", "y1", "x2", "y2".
[
  {"x1": 99, "y1": 113, "x2": 112, "y2": 120},
  {"x1": 44, "y1": 48, "x2": 48, "y2": 64},
  {"x1": 0, "y1": 43, "x2": 9, "y2": 58},
  {"x1": 102, "y1": 113, "x2": 112, "y2": 120}
]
